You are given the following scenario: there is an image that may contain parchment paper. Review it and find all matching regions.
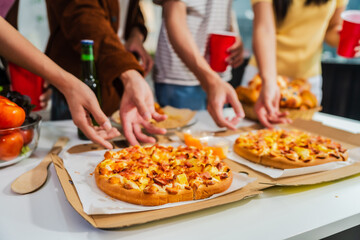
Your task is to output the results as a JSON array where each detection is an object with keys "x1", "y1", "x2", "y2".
[{"x1": 60, "y1": 147, "x2": 255, "y2": 215}]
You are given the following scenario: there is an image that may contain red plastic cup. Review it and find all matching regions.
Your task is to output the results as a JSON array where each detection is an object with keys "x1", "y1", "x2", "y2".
[
  {"x1": 8, "y1": 62, "x2": 44, "y2": 111},
  {"x1": 208, "y1": 31, "x2": 236, "y2": 72},
  {"x1": 337, "y1": 10, "x2": 360, "y2": 58}
]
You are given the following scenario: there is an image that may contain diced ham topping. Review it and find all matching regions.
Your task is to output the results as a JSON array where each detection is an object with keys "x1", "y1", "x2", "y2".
[
  {"x1": 153, "y1": 177, "x2": 168, "y2": 186},
  {"x1": 329, "y1": 152, "x2": 340, "y2": 159},
  {"x1": 219, "y1": 173, "x2": 229, "y2": 179},
  {"x1": 124, "y1": 183, "x2": 133, "y2": 190},
  {"x1": 185, "y1": 161, "x2": 193, "y2": 168},
  {"x1": 316, "y1": 152, "x2": 328, "y2": 159},
  {"x1": 205, "y1": 180, "x2": 215, "y2": 186},
  {"x1": 166, "y1": 187, "x2": 179, "y2": 194},
  {"x1": 216, "y1": 162, "x2": 224, "y2": 170},
  {"x1": 201, "y1": 172, "x2": 212, "y2": 180},
  {"x1": 98, "y1": 144, "x2": 232, "y2": 195},
  {"x1": 143, "y1": 185, "x2": 158, "y2": 194}
]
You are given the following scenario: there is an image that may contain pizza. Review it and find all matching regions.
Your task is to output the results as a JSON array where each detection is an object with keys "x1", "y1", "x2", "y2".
[
  {"x1": 233, "y1": 129, "x2": 348, "y2": 169},
  {"x1": 94, "y1": 144, "x2": 233, "y2": 206}
]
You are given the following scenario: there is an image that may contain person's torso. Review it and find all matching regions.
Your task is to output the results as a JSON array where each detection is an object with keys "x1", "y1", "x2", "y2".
[
  {"x1": 154, "y1": 0, "x2": 233, "y2": 86},
  {"x1": 250, "y1": 0, "x2": 341, "y2": 79},
  {"x1": 45, "y1": 0, "x2": 119, "y2": 77}
]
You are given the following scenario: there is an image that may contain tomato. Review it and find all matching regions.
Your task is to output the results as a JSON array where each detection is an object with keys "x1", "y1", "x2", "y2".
[
  {"x1": 0, "y1": 97, "x2": 26, "y2": 129},
  {"x1": 20, "y1": 129, "x2": 34, "y2": 145},
  {"x1": 0, "y1": 131, "x2": 24, "y2": 161}
]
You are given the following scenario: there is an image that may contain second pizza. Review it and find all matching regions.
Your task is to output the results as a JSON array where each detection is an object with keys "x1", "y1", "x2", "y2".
[{"x1": 233, "y1": 129, "x2": 348, "y2": 169}]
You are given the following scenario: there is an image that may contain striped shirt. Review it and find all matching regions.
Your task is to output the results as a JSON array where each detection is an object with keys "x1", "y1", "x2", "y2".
[
  {"x1": 153, "y1": 0, "x2": 233, "y2": 86},
  {"x1": 117, "y1": 0, "x2": 130, "y2": 43}
]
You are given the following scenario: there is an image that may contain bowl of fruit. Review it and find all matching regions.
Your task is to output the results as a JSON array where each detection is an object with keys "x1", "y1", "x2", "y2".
[{"x1": 0, "y1": 92, "x2": 41, "y2": 167}]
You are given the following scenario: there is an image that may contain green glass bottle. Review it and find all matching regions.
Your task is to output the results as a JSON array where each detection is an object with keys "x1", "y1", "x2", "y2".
[{"x1": 77, "y1": 39, "x2": 101, "y2": 140}]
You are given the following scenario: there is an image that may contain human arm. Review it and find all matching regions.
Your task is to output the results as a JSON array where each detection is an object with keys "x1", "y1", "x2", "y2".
[
  {"x1": 45, "y1": 0, "x2": 145, "y2": 86},
  {"x1": 124, "y1": 27, "x2": 154, "y2": 76},
  {"x1": 227, "y1": 10, "x2": 244, "y2": 68},
  {"x1": 46, "y1": 0, "x2": 166, "y2": 145},
  {"x1": 252, "y1": 2, "x2": 290, "y2": 128},
  {"x1": 323, "y1": 6, "x2": 360, "y2": 57},
  {"x1": 124, "y1": 1, "x2": 153, "y2": 76},
  {"x1": 162, "y1": 1, "x2": 244, "y2": 130},
  {"x1": 0, "y1": 17, "x2": 120, "y2": 149},
  {"x1": 324, "y1": 6, "x2": 346, "y2": 47}
]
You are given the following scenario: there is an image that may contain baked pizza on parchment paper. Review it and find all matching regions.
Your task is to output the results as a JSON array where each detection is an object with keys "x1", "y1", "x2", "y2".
[
  {"x1": 59, "y1": 140, "x2": 255, "y2": 214},
  {"x1": 233, "y1": 129, "x2": 348, "y2": 169},
  {"x1": 94, "y1": 144, "x2": 233, "y2": 206}
]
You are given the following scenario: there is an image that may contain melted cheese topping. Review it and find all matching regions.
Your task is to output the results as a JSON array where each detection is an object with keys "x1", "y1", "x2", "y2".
[
  {"x1": 235, "y1": 129, "x2": 347, "y2": 162},
  {"x1": 97, "y1": 145, "x2": 231, "y2": 193}
]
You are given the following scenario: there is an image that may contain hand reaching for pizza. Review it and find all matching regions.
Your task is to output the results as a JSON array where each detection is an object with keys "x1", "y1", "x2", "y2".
[
  {"x1": 119, "y1": 70, "x2": 167, "y2": 145},
  {"x1": 63, "y1": 78, "x2": 120, "y2": 149},
  {"x1": 205, "y1": 76, "x2": 244, "y2": 130},
  {"x1": 255, "y1": 81, "x2": 290, "y2": 128}
]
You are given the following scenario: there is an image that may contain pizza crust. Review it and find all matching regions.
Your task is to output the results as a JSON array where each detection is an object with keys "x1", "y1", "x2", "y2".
[
  {"x1": 260, "y1": 155, "x2": 345, "y2": 169},
  {"x1": 95, "y1": 169, "x2": 195, "y2": 206},
  {"x1": 233, "y1": 144, "x2": 261, "y2": 164},
  {"x1": 194, "y1": 171, "x2": 233, "y2": 200},
  {"x1": 234, "y1": 144, "x2": 348, "y2": 169},
  {"x1": 95, "y1": 169, "x2": 232, "y2": 206}
]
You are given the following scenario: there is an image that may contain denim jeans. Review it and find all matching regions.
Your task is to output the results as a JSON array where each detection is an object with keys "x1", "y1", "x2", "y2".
[{"x1": 155, "y1": 83, "x2": 207, "y2": 110}]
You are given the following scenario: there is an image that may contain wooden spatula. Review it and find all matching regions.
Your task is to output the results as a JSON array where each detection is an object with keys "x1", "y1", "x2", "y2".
[{"x1": 11, "y1": 137, "x2": 69, "y2": 194}]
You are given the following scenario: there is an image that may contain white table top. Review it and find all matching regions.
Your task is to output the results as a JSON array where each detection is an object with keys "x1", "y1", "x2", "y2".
[{"x1": 1, "y1": 110, "x2": 360, "y2": 240}]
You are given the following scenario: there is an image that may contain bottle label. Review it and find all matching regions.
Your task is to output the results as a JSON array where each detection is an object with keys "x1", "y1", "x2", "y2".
[{"x1": 81, "y1": 54, "x2": 94, "y2": 61}]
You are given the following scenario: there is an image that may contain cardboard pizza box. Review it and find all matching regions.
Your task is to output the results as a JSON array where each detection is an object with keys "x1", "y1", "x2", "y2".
[
  {"x1": 52, "y1": 154, "x2": 261, "y2": 229},
  {"x1": 215, "y1": 118, "x2": 360, "y2": 188},
  {"x1": 52, "y1": 119, "x2": 360, "y2": 229}
]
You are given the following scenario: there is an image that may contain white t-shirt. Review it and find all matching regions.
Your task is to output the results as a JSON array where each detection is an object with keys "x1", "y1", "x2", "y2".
[
  {"x1": 117, "y1": 0, "x2": 130, "y2": 43},
  {"x1": 153, "y1": 0, "x2": 234, "y2": 86}
]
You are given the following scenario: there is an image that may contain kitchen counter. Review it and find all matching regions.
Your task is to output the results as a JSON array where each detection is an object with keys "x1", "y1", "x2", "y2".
[{"x1": 1, "y1": 110, "x2": 360, "y2": 240}]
